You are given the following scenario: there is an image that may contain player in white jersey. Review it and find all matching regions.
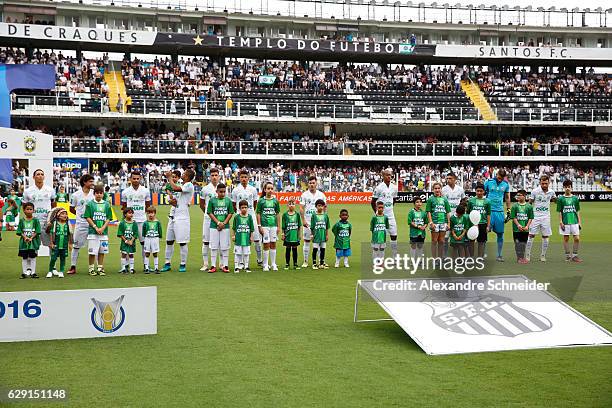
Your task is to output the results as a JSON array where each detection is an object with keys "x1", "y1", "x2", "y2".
[
  {"x1": 231, "y1": 169, "x2": 262, "y2": 265},
  {"x1": 525, "y1": 175, "x2": 556, "y2": 262},
  {"x1": 441, "y1": 173, "x2": 466, "y2": 257},
  {"x1": 161, "y1": 169, "x2": 195, "y2": 273},
  {"x1": 68, "y1": 174, "x2": 94, "y2": 274},
  {"x1": 198, "y1": 167, "x2": 219, "y2": 270},
  {"x1": 371, "y1": 170, "x2": 398, "y2": 256},
  {"x1": 22, "y1": 169, "x2": 56, "y2": 247},
  {"x1": 120, "y1": 171, "x2": 151, "y2": 271},
  {"x1": 300, "y1": 175, "x2": 327, "y2": 267}
]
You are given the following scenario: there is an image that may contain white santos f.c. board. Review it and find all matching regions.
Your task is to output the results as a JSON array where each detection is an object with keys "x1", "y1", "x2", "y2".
[{"x1": 355, "y1": 276, "x2": 612, "y2": 355}]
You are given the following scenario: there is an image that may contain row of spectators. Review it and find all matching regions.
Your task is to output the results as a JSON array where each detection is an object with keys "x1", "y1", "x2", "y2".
[
  {"x1": 49, "y1": 160, "x2": 610, "y2": 196},
  {"x1": 4, "y1": 49, "x2": 610, "y2": 99}
]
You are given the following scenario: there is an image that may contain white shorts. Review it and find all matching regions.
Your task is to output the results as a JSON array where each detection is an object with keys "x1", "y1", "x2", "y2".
[
  {"x1": 144, "y1": 237, "x2": 160, "y2": 254},
  {"x1": 73, "y1": 223, "x2": 89, "y2": 248},
  {"x1": 136, "y1": 221, "x2": 144, "y2": 242},
  {"x1": 250, "y1": 213, "x2": 261, "y2": 242},
  {"x1": 303, "y1": 226, "x2": 313, "y2": 241},
  {"x1": 202, "y1": 216, "x2": 211, "y2": 242},
  {"x1": 88, "y1": 235, "x2": 109, "y2": 255},
  {"x1": 261, "y1": 226, "x2": 278, "y2": 243},
  {"x1": 167, "y1": 218, "x2": 190, "y2": 244},
  {"x1": 431, "y1": 223, "x2": 447, "y2": 233},
  {"x1": 387, "y1": 216, "x2": 398, "y2": 236},
  {"x1": 529, "y1": 218, "x2": 552, "y2": 236},
  {"x1": 210, "y1": 228, "x2": 231, "y2": 250},
  {"x1": 313, "y1": 242, "x2": 327, "y2": 249},
  {"x1": 234, "y1": 245, "x2": 251, "y2": 255},
  {"x1": 559, "y1": 224, "x2": 580, "y2": 236}
]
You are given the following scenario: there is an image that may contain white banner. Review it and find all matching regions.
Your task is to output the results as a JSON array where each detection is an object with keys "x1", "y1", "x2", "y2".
[
  {"x1": 356, "y1": 276, "x2": 612, "y2": 355},
  {"x1": 0, "y1": 287, "x2": 157, "y2": 342},
  {"x1": 0, "y1": 23, "x2": 157, "y2": 45},
  {"x1": 435, "y1": 44, "x2": 612, "y2": 61},
  {"x1": 0, "y1": 128, "x2": 53, "y2": 160}
]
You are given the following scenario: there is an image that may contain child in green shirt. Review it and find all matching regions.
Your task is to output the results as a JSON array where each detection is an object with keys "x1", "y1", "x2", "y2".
[
  {"x1": 84, "y1": 184, "x2": 113, "y2": 276},
  {"x1": 449, "y1": 205, "x2": 469, "y2": 258},
  {"x1": 232, "y1": 200, "x2": 255, "y2": 273},
  {"x1": 370, "y1": 201, "x2": 390, "y2": 264},
  {"x1": 46, "y1": 207, "x2": 72, "y2": 278},
  {"x1": 466, "y1": 183, "x2": 492, "y2": 258},
  {"x1": 557, "y1": 180, "x2": 582, "y2": 262},
  {"x1": 331, "y1": 209, "x2": 352, "y2": 268},
  {"x1": 310, "y1": 199, "x2": 330, "y2": 269},
  {"x1": 142, "y1": 206, "x2": 163, "y2": 274},
  {"x1": 17, "y1": 202, "x2": 41, "y2": 279},
  {"x1": 118, "y1": 208, "x2": 140, "y2": 274},
  {"x1": 281, "y1": 198, "x2": 302, "y2": 270},
  {"x1": 511, "y1": 189, "x2": 534, "y2": 264},
  {"x1": 407, "y1": 197, "x2": 427, "y2": 259}
]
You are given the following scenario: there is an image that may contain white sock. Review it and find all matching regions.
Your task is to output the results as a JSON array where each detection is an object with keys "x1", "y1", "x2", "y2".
[
  {"x1": 129, "y1": 257, "x2": 135, "y2": 270},
  {"x1": 541, "y1": 238, "x2": 549, "y2": 257},
  {"x1": 270, "y1": 249, "x2": 277, "y2": 267},
  {"x1": 344, "y1": 257, "x2": 349, "y2": 266},
  {"x1": 22, "y1": 259, "x2": 29, "y2": 275},
  {"x1": 121, "y1": 257, "x2": 127, "y2": 269},
  {"x1": 221, "y1": 249, "x2": 229, "y2": 268},
  {"x1": 165, "y1": 243, "x2": 174, "y2": 264},
  {"x1": 390, "y1": 240, "x2": 398, "y2": 256},
  {"x1": 303, "y1": 241, "x2": 311, "y2": 263},
  {"x1": 71, "y1": 247, "x2": 79, "y2": 267},
  {"x1": 145, "y1": 257, "x2": 151, "y2": 270},
  {"x1": 235, "y1": 254, "x2": 242, "y2": 269},
  {"x1": 263, "y1": 249, "x2": 269, "y2": 268},
  {"x1": 254, "y1": 240, "x2": 262, "y2": 263},
  {"x1": 525, "y1": 236, "x2": 534, "y2": 259},
  {"x1": 410, "y1": 247, "x2": 416, "y2": 258},
  {"x1": 210, "y1": 248, "x2": 218, "y2": 267},
  {"x1": 243, "y1": 253, "x2": 250, "y2": 269},
  {"x1": 30, "y1": 258, "x2": 36, "y2": 273},
  {"x1": 153, "y1": 256, "x2": 159, "y2": 269},
  {"x1": 335, "y1": 256, "x2": 341, "y2": 266},
  {"x1": 179, "y1": 244, "x2": 188, "y2": 265},
  {"x1": 141, "y1": 244, "x2": 145, "y2": 267},
  {"x1": 202, "y1": 243, "x2": 209, "y2": 266}
]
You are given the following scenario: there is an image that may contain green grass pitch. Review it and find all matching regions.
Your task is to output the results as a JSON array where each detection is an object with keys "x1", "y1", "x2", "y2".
[{"x1": 1, "y1": 203, "x2": 611, "y2": 407}]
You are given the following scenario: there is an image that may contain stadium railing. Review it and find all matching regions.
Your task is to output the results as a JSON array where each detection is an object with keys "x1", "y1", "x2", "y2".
[
  {"x1": 52, "y1": 138, "x2": 612, "y2": 158},
  {"x1": 13, "y1": 95, "x2": 612, "y2": 123}
]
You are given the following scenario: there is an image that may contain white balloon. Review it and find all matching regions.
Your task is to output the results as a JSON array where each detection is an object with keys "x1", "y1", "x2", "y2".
[
  {"x1": 469, "y1": 210, "x2": 481, "y2": 225},
  {"x1": 467, "y1": 225, "x2": 479, "y2": 241}
]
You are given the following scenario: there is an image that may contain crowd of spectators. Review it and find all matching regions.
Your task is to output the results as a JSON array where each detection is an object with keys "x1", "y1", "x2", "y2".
[
  {"x1": 49, "y1": 159, "x2": 610, "y2": 196},
  {"x1": 473, "y1": 66, "x2": 612, "y2": 96}
]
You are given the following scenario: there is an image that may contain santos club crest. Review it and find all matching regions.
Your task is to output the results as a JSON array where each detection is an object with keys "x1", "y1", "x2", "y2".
[{"x1": 425, "y1": 294, "x2": 552, "y2": 337}]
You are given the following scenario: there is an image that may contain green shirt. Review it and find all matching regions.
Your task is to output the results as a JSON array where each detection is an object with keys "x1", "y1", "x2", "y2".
[
  {"x1": 331, "y1": 220, "x2": 352, "y2": 249},
  {"x1": 233, "y1": 214, "x2": 255, "y2": 246},
  {"x1": 310, "y1": 213, "x2": 330, "y2": 244},
  {"x1": 4, "y1": 195, "x2": 20, "y2": 219},
  {"x1": 282, "y1": 212, "x2": 302, "y2": 243},
  {"x1": 56, "y1": 192, "x2": 69, "y2": 203},
  {"x1": 450, "y1": 214, "x2": 469, "y2": 243},
  {"x1": 408, "y1": 208, "x2": 427, "y2": 238},
  {"x1": 117, "y1": 220, "x2": 140, "y2": 253},
  {"x1": 425, "y1": 195, "x2": 451, "y2": 224},
  {"x1": 556, "y1": 195, "x2": 580, "y2": 225},
  {"x1": 17, "y1": 218, "x2": 41, "y2": 251},
  {"x1": 83, "y1": 199, "x2": 113, "y2": 235},
  {"x1": 467, "y1": 197, "x2": 491, "y2": 224},
  {"x1": 370, "y1": 214, "x2": 389, "y2": 244},
  {"x1": 51, "y1": 221, "x2": 70, "y2": 249},
  {"x1": 207, "y1": 197, "x2": 234, "y2": 229},
  {"x1": 142, "y1": 220, "x2": 163, "y2": 239},
  {"x1": 256, "y1": 197, "x2": 281, "y2": 227},
  {"x1": 511, "y1": 202, "x2": 534, "y2": 232}
]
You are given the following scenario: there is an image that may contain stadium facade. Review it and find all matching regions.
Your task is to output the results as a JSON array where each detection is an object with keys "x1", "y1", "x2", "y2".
[{"x1": 1, "y1": 0, "x2": 611, "y2": 166}]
